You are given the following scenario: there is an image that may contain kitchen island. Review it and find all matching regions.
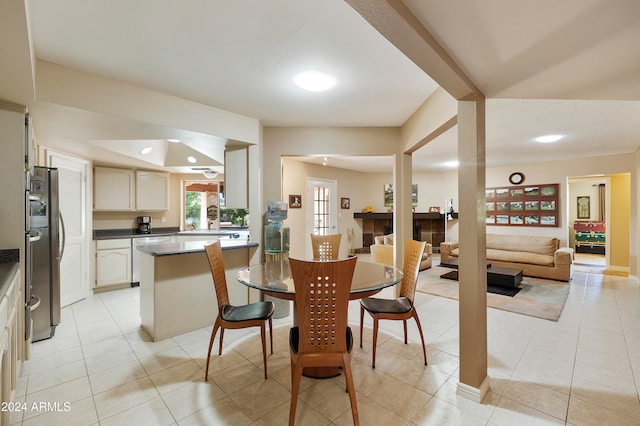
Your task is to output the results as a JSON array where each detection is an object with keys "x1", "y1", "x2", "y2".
[{"x1": 137, "y1": 238, "x2": 259, "y2": 341}]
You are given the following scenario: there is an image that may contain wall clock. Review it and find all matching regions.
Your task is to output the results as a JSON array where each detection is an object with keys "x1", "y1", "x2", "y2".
[{"x1": 509, "y1": 172, "x2": 525, "y2": 185}]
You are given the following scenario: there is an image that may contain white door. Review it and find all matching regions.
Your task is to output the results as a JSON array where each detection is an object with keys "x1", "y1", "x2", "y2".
[
  {"x1": 46, "y1": 150, "x2": 89, "y2": 307},
  {"x1": 306, "y1": 178, "x2": 338, "y2": 258}
]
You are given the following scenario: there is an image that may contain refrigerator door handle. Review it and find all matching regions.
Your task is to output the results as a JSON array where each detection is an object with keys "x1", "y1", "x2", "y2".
[
  {"x1": 29, "y1": 295, "x2": 41, "y2": 311},
  {"x1": 58, "y1": 213, "x2": 66, "y2": 260}
]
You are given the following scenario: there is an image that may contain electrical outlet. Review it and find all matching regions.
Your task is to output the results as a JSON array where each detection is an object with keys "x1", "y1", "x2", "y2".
[{"x1": 161, "y1": 216, "x2": 166, "y2": 223}]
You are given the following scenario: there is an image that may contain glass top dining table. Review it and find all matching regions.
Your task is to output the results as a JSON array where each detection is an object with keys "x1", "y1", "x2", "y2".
[{"x1": 237, "y1": 258, "x2": 403, "y2": 301}]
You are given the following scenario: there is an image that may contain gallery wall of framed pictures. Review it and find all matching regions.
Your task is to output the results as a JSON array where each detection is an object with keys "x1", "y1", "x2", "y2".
[{"x1": 485, "y1": 183, "x2": 559, "y2": 227}]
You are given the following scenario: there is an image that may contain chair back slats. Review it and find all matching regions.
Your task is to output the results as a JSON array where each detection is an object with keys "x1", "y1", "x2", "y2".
[
  {"x1": 399, "y1": 239, "x2": 427, "y2": 303},
  {"x1": 204, "y1": 241, "x2": 230, "y2": 307},
  {"x1": 310, "y1": 233, "x2": 342, "y2": 260},
  {"x1": 289, "y1": 257, "x2": 357, "y2": 354}
]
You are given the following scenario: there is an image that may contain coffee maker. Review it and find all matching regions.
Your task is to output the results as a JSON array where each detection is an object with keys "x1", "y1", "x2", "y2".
[{"x1": 137, "y1": 216, "x2": 151, "y2": 234}]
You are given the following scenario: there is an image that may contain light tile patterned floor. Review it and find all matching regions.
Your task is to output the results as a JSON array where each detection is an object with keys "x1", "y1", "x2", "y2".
[{"x1": 11, "y1": 257, "x2": 640, "y2": 425}]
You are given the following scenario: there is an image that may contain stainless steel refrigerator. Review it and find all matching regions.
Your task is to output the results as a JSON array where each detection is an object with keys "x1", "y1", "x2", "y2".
[{"x1": 27, "y1": 166, "x2": 63, "y2": 342}]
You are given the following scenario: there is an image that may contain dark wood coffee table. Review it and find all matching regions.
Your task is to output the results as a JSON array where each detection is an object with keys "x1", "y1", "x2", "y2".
[{"x1": 440, "y1": 258, "x2": 523, "y2": 288}]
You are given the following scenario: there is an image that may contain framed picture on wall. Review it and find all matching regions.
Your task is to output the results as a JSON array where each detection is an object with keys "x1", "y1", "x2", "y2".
[
  {"x1": 289, "y1": 194, "x2": 302, "y2": 208},
  {"x1": 384, "y1": 184, "x2": 394, "y2": 206},
  {"x1": 412, "y1": 184, "x2": 418, "y2": 207},
  {"x1": 341, "y1": 198, "x2": 350, "y2": 209},
  {"x1": 485, "y1": 183, "x2": 559, "y2": 227},
  {"x1": 577, "y1": 196, "x2": 590, "y2": 219}
]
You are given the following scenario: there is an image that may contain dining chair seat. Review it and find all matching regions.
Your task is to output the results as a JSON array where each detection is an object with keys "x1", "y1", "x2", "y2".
[
  {"x1": 221, "y1": 302, "x2": 274, "y2": 322},
  {"x1": 289, "y1": 326, "x2": 353, "y2": 355},
  {"x1": 360, "y1": 238, "x2": 428, "y2": 369},
  {"x1": 360, "y1": 296, "x2": 412, "y2": 314},
  {"x1": 204, "y1": 241, "x2": 275, "y2": 381}
]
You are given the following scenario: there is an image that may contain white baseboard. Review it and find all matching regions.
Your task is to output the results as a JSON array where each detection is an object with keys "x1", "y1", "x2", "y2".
[{"x1": 456, "y1": 376, "x2": 490, "y2": 403}]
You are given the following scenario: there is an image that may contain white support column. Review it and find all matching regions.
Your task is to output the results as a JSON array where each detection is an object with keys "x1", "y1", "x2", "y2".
[
  {"x1": 393, "y1": 153, "x2": 413, "y2": 292},
  {"x1": 456, "y1": 97, "x2": 490, "y2": 402}
]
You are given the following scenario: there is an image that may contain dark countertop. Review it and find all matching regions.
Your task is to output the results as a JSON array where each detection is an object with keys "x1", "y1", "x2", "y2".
[
  {"x1": 0, "y1": 249, "x2": 19, "y2": 301},
  {"x1": 93, "y1": 227, "x2": 180, "y2": 240},
  {"x1": 136, "y1": 239, "x2": 258, "y2": 257},
  {"x1": 93, "y1": 227, "x2": 250, "y2": 240}
]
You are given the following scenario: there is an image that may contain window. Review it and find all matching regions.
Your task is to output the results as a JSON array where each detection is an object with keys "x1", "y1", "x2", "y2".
[
  {"x1": 183, "y1": 181, "x2": 250, "y2": 230},
  {"x1": 184, "y1": 181, "x2": 219, "y2": 230},
  {"x1": 313, "y1": 185, "x2": 330, "y2": 235}
]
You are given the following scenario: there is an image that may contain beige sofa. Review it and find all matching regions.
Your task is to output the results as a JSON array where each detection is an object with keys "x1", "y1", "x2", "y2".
[
  {"x1": 370, "y1": 234, "x2": 432, "y2": 270},
  {"x1": 440, "y1": 234, "x2": 573, "y2": 282}
]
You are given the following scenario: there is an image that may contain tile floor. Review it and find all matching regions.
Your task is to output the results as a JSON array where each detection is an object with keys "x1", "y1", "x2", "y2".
[{"x1": 11, "y1": 256, "x2": 640, "y2": 425}]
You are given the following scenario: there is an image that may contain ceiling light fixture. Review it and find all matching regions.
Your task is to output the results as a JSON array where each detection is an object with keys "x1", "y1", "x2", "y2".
[
  {"x1": 167, "y1": 139, "x2": 181, "y2": 143},
  {"x1": 140, "y1": 146, "x2": 153, "y2": 155},
  {"x1": 294, "y1": 71, "x2": 336, "y2": 92},
  {"x1": 534, "y1": 134, "x2": 564, "y2": 143},
  {"x1": 187, "y1": 156, "x2": 197, "y2": 164},
  {"x1": 202, "y1": 170, "x2": 219, "y2": 179},
  {"x1": 444, "y1": 161, "x2": 459, "y2": 168}
]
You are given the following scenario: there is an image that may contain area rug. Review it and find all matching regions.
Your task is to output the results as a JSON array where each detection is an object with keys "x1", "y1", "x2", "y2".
[{"x1": 417, "y1": 266, "x2": 570, "y2": 321}]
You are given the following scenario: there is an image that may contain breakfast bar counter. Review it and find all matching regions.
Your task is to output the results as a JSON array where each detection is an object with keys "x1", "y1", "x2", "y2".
[{"x1": 137, "y1": 238, "x2": 258, "y2": 341}]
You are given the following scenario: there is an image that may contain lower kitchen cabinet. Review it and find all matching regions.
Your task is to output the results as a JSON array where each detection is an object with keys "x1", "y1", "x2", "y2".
[
  {"x1": 95, "y1": 239, "x2": 132, "y2": 288},
  {"x1": 0, "y1": 269, "x2": 21, "y2": 425}
]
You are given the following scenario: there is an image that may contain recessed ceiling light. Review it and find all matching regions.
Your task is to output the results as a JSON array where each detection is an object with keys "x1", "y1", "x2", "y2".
[
  {"x1": 167, "y1": 139, "x2": 181, "y2": 143},
  {"x1": 140, "y1": 146, "x2": 153, "y2": 155},
  {"x1": 294, "y1": 71, "x2": 336, "y2": 92},
  {"x1": 444, "y1": 161, "x2": 459, "y2": 168},
  {"x1": 187, "y1": 156, "x2": 197, "y2": 164},
  {"x1": 534, "y1": 134, "x2": 564, "y2": 143}
]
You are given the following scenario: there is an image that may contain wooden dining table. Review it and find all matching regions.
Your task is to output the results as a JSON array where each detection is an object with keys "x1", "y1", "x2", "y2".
[{"x1": 237, "y1": 258, "x2": 403, "y2": 378}]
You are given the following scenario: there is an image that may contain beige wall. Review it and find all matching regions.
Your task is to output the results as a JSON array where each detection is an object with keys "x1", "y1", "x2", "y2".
[
  {"x1": 262, "y1": 127, "x2": 405, "y2": 254},
  {"x1": 610, "y1": 173, "x2": 631, "y2": 269},
  {"x1": 282, "y1": 159, "x2": 365, "y2": 259},
  {"x1": 485, "y1": 154, "x2": 635, "y2": 249},
  {"x1": 89, "y1": 132, "x2": 637, "y2": 278}
]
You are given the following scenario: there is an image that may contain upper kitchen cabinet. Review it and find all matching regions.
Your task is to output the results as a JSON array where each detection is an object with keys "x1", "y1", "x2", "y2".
[
  {"x1": 224, "y1": 147, "x2": 248, "y2": 209},
  {"x1": 94, "y1": 167, "x2": 135, "y2": 211},
  {"x1": 136, "y1": 171, "x2": 169, "y2": 211},
  {"x1": 93, "y1": 167, "x2": 169, "y2": 211}
]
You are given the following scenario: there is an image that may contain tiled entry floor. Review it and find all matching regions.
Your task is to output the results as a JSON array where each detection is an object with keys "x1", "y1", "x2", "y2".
[{"x1": 12, "y1": 265, "x2": 640, "y2": 425}]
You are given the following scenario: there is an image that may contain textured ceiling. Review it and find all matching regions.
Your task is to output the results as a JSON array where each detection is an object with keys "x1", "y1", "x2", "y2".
[{"x1": 17, "y1": 0, "x2": 640, "y2": 172}]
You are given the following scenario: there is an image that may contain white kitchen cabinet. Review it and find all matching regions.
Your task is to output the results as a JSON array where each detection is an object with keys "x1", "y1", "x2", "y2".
[
  {"x1": 0, "y1": 269, "x2": 21, "y2": 425},
  {"x1": 95, "y1": 239, "x2": 132, "y2": 288},
  {"x1": 94, "y1": 167, "x2": 135, "y2": 211},
  {"x1": 136, "y1": 171, "x2": 169, "y2": 211},
  {"x1": 224, "y1": 147, "x2": 248, "y2": 208}
]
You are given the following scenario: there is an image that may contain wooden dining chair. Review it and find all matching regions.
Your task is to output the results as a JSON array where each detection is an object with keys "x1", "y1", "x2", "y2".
[
  {"x1": 288, "y1": 256, "x2": 359, "y2": 426},
  {"x1": 204, "y1": 241, "x2": 275, "y2": 380},
  {"x1": 310, "y1": 233, "x2": 342, "y2": 260},
  {"x1": 359, "y1": 238, "x2": 428, "y2": 368}
]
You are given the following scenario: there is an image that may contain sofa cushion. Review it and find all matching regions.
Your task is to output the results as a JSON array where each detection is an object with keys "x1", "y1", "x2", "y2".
[
  {"x1": 374, "y1": 234, "x2": 394, "y2": 245},
  {"x1": 450, "y1": 247, "x2": 555, "y2": 267},
  {"x1": 486, "y1": 249, "x2": 554, "y2": 267},
  {"x1": 487, "y1": 234, "x2": 558, "y2": 257}
]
